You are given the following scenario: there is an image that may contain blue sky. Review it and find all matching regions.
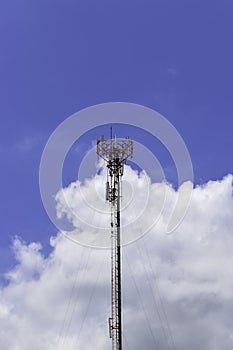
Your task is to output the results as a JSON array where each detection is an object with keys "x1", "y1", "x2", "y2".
[{"x1": 0, "y1": 0, "x2": 233, "y2": 280}]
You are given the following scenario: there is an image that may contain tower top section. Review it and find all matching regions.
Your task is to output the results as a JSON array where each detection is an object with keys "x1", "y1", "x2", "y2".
[{"x1": 96, "y1": 131, "x2": 133, "y2": 164}]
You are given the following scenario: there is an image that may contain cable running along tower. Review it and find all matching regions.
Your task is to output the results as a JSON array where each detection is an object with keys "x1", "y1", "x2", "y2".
[{"x1": 96, "y1": 129, "x2": 133, "y2": 350}]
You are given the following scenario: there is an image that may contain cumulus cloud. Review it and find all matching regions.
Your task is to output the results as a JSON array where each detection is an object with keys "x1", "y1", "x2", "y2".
[{"x1": 1, "y1": 168, "x2": 233, "y2": 350}]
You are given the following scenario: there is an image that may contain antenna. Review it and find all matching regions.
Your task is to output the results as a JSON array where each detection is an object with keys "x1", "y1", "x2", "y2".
[{"x1": 96, "y1": 128, "x2": 133, "y2": 350}]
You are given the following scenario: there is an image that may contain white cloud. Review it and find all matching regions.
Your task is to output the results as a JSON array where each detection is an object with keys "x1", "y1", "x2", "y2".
[{"x1": 1, "y1": 169, "x2": 233, "y2": 349}]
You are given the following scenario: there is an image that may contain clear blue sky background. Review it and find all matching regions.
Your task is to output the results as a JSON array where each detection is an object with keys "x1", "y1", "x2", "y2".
[{"x1": 0, "y1": 0, "x2": 232, "y2": 281}]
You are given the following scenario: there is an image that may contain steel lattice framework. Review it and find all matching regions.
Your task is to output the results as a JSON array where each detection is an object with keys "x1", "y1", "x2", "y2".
[{"x1": 96, "y1": 130, "x2": 133, "y2": 350}]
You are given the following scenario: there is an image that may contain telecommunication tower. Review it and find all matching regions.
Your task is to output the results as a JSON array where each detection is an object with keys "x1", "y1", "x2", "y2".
[{"x1": 96, "y1": 128, "x2": 133, "y2": 350}]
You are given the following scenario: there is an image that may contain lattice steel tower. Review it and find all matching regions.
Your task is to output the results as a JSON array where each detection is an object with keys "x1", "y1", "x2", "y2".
[{"x1": 96, "y1": 128, "x2": 133, "y2": 350}]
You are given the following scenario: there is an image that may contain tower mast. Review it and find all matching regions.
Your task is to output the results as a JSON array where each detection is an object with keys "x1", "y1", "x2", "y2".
[{"x1": 96, "y1": 130, "x2": 133, "y2": 350}]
